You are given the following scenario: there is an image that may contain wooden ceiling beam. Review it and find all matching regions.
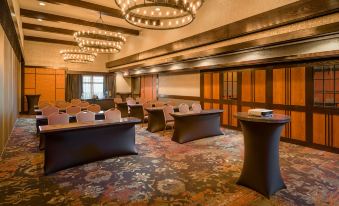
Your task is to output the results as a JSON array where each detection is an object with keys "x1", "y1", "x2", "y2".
[
  {"x1": 20, "y1": 9, "x2": 139, "y2": 36},
  {"x1": 22, "y1": 23, "x2": 74, "y2": 35},
  {"x1": 24, "y1": 35, "x2": 77, "y2": 46},
  {"x1": 40, "y1": 0, "x2": 123, "y2": 19}
]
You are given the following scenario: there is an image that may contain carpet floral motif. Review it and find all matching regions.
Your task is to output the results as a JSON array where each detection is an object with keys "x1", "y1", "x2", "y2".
[{"x1": 0, "y1": 117, "x2": 338, "y2": 206}]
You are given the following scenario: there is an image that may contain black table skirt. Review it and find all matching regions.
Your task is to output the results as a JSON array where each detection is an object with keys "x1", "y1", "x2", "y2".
[
  {"x1": 171, "y1": 111, "x2": 224, "y2": 143},
  {"x1": 44, "y1": 122, "x2": 138, "y2": 174},
  {"x1": 236, "y1": 113, "x2": 289, "y2": 197},
  {"x1": 116, "y1": 102, "x2": 129, "y2": 118},
  {"x1": 146, "y1": 107, "x2": 179, "y2": 133}
]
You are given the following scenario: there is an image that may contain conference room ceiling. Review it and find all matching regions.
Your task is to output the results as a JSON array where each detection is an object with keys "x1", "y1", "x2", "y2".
[{"x1": 19, "y1": 0, "x2": 139, "y2": 45}]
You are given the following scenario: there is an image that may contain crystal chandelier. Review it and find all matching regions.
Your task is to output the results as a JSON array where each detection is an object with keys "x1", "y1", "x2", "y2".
[
  {"x1": 74, "y1": 12, "x2": 127, "y2": 53},
  {"x1": 60, "y1": 49, "x2": 97, "y2": 63},
  {"x1": 115, "y1": 0, "x2": 204, "y2": 30}
]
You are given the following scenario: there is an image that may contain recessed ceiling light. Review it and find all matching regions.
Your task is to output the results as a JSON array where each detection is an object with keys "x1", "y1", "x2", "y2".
[
  {"x1": 39, "y1": 2, "x2": 46, "y2": 6},
  {"x1": 155, "y1": 7, "x2": 160, "y2": 11},
  {"x1": 37, "y1": 18, "x2": 43, "y2": 21}
]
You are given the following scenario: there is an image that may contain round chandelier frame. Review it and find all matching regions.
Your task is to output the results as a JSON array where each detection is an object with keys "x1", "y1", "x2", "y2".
[
  {"x1": 74, "y1": 12, "x2": 127, "y2": 53},
  {"x1": 60, "y1": 49, "x2": 97, "y2": 64},
  {"x1": 115, "y1": 0, "x2": 204, "y2": 30}
]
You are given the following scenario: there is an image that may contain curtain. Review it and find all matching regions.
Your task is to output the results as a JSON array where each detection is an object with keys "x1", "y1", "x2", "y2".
[
  {"x1": 104, "y1": 74, "x2": 115, "y2": 98},
  {"x1": 66, "y1": 74, "x2": 82, "y2": 101}
]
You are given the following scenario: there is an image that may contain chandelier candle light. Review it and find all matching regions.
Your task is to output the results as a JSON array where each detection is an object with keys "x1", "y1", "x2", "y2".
[
  {"x1": 60, "y1": 49, "x2": 97, "y2": 63},
  {"x1": 115, "y1": 0, "x2": 204, "y2": 30}
]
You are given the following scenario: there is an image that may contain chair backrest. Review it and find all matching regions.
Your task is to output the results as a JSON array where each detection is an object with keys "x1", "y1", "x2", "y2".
[
  {"x1": 178, "y1": 103, "x2": 190, "y2": 113},
  {"x1": 79, "y1": 101, "x2": 90, "y2": 108},
  {"x1": 38, "y1": 101, "x2": 50, "y2": 109},
  {"x1": 163, "y1": 105, "x2": 174, "y2": 122},
  {"x1": 87, "y1": 104, "x2": 101, "y2": 113},
  {"x1": 41, "y1": 106, "x2": 59, "y2": 116},
  {"x1": 71, "y1": 99, "x2": 81, "y2": 106},
  {"x1": 192, "y1": 103, "x2": 202, "y2": 113},
  {"x1": 66, "y1": 105, "x2": 81, "y2": 115},
  {"x1": 104, "y1": 109, "x2": 121, "y2": 121},
  {"x1": 126, "y1": 99, "x2": 136, "y2": 105},
  {"x1": 76, "y1": 111, "x2": 95, "y2": 123},
  {"x1": 155, "y1": 101, "x2": 165, "y2": 107},
  {"x1": 48, "y1": 112, "x2": 69, "y2": 125},
  {"x1": 114, "y1": 97, "x2": 122, "y2": 104}
]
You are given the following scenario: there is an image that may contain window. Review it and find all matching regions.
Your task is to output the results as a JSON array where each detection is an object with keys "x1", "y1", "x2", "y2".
[
  {"x1": 313, "y1": 65, "x2": 339, "y2": 108},
  {"x1": 223, "y1": 71, "x2": 237, "y2": 100},
  {"x1": 82, "y1": 75, "x2": 104, "y2": 99}
]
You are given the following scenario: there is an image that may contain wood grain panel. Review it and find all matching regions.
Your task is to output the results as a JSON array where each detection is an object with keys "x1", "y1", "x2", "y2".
[
  {"x1": 291, "y1": 67, "x2": 305, "y2": 106},
  {"x1": 222, "y1": 104, "x2": 229, "y2": 125},
  {"x1": 36, "y1": 74, "x2": 56, "y2": 101},
  {"x1": 242, "y1": 70, "x2": 252, "y2": 102},
  {"x1": 231, "y1": 104, "x2": 238, "y2": 127},
  {"x1": 25, "y1": 68, "x2": 35, "y2": 73},
  {"x1": 333, "y1": 115, "x2": 339, "y2": 148},
  {"x1": 55, "y1": 69, "x2": 65, "y2": 75},
  {"x1": 24, "y1": 74, "x2": 35, "y2": 89},
  {"x1": 313, "y1": 113, "x2": 326, "y2": 145},
  {"x1": 24, "y1": 88, "x2": 35, "y2": 95},
  {"x1": 204, "y1": 73, "x2": 212, "y2": 99},
  {"x1": 290, "y1": 111, "x2": 306, "y2": 141},
  {"x1": 254, "y1": 70, "x2": 266, "y2": 103},
  {"x1": 274, "y1": 110, "x2": 286, "y2": 137},
  {"x1": 36, "y1": 68, "x2": 56, "y2": 74},
  {"x1": 204, "y1": 102, "x2": 212, "y2": 110},
  {"x1": 56, "y1": 75, "x2": 65, "y2": 89},
  {"x1": 241, "y1": 106, "x2": 252, "y2": 112},
  {"x1": 212, "y1": 72, "x2": 219, "y2": 100},
  {"x1": 213, "y1": 103, "x2": 219, "y2": 110},
  {"x1": 273, "y1": 68, "x2": 285, "y2": 104},
  {"x1": 56, "y1": 89, "x2": 65, "y2": 101}
]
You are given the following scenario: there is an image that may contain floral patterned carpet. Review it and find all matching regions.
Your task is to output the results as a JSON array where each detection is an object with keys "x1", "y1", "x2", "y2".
[{"x1": 0, "y1": 117, "x2": 338, "y2": 206}]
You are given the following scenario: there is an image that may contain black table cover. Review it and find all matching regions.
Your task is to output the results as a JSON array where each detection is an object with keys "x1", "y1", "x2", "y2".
[
  {"x1": 235, "y1": 112, "x2": 290, "y2": 197},
  {"x1": 145, "y1": 107, "x2": 179, "y2": 132},
  {"x1": 170, "y1": 110, "x2": 224, "y2": 143},
  {"x1": 40, "y1": 118, "x2": 140, "y2": 174}
]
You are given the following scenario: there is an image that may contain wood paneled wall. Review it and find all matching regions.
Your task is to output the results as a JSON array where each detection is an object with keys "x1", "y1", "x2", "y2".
[
  {"x1": 140, "y1": 75, "x2": 157, "y2": 101},
  {"x1": 201, "y1": 65, "x2": 338, "y2": 152},
  {"x1": 24, "y1": 67, "x2": 65, "y2": 111}
]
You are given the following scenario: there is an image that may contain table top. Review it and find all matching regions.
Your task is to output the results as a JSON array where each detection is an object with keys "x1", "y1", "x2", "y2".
[
  {"x1": 128, "y1": 103, "x2": 143, "y2": 107},
  {"x1": 170, "y1": 109, "x2": 223, "y2": 117},
  {"x1": 39, "y1": 117, "x2": 141, "y2": 133},
  {"x1": 36, "y1": 111, "x2": 104, "y2": 120},
  {"x1": 235, "y1": 112, "x2": 290, "y2": 123}
]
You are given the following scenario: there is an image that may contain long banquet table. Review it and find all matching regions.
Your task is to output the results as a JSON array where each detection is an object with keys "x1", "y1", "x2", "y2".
[
  {"x1": 40, "y1": 118, "x2": 140, "y2": 174},
  {"x1": 170, "y1": 109, "x2": 224, "y2": 143}
]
